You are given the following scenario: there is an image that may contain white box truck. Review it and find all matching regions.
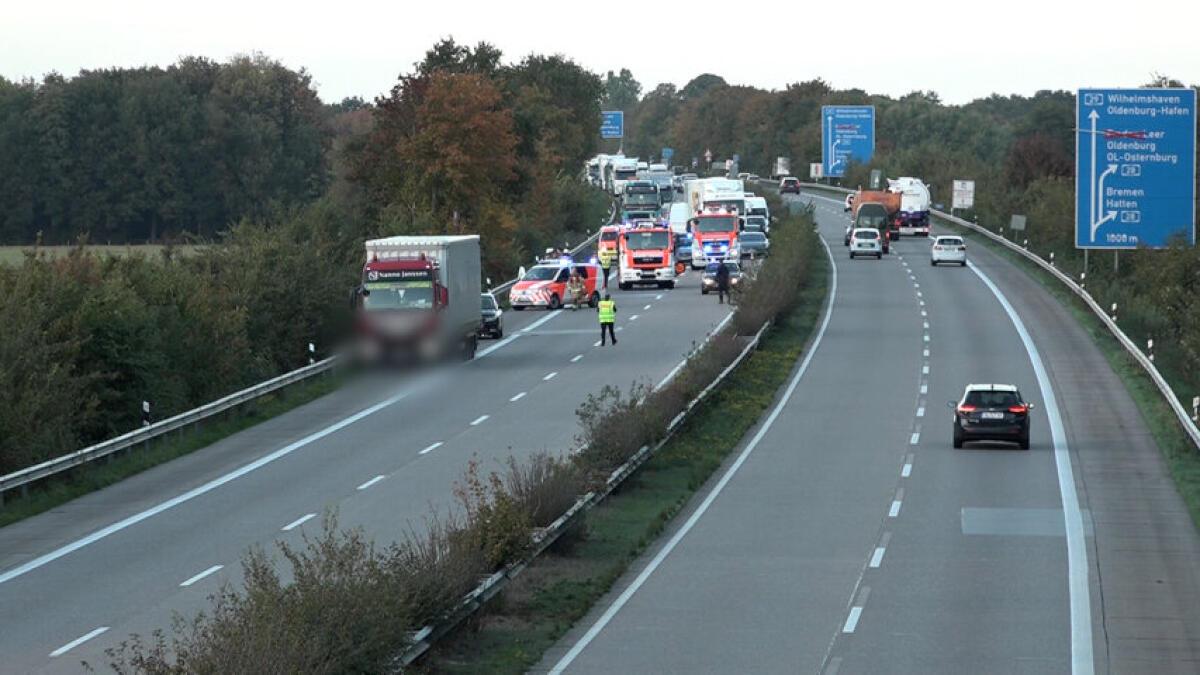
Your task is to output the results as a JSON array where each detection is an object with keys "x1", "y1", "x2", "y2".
[{"x1": 353, "y1": 235, "x2": 482, "y2": 362}]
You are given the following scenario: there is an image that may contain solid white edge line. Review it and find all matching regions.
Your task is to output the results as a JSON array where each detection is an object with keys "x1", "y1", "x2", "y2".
[
  {"x1": 0, "y1": 305, "x2": 549, "y2": 586},
  {"x1": 180, "y1": 564, "x2": 223, "y2": 587},
  {"x1": 419, "y1": 441, "x2": 443, "y2": 455},
  {"x1": 470, "y1": 414, "x2": 489, "y2": 426},
  {"x1": 548, "y1": 230, "x2": 839, "y2": 675},
  {"x1": 356, "y1": 475, "x2": 385, "y2": 491},
  {"x1": 842, "y1": 607, "x2": 863, "y2": 633},
  {"x1": 0, "y1": 380, "x2": 426, "y2": 586},
  {"x1": 967, "y1": 260, "x2": 1093, "y2": 674},
  {"x1": 509, "y1": 392, "x2": 527, "y2": 402},
  {"x1": 521, "y1": 310, "x2": 562, "y2": 333},
  {"x1": 282, "y1": 513, "x2": 317, "y2": 531},
  {"x1": 50, "y1": 626, "x2": 110, "y2": 657},
  {"x1": 655, "y1": 358, "x2": 689, "y2": 392}
]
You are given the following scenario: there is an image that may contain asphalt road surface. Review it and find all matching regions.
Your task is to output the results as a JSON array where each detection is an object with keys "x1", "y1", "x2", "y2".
[
  {"x1": 0, "y1": 228, "x2": 736, "y2": 673},
  {"x1": 540, "y1": 190, "x2": 1200, "y2": 674}
]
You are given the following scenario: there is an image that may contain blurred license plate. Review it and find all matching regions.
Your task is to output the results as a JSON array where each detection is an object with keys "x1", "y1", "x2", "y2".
[{"x1": 981, "y1": 412, "x2": 1004, "y2": 419}]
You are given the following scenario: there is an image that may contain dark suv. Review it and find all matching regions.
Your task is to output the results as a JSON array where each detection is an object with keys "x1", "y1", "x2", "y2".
[
  {"x1": 951, "y1": 384, "x2": 1033, "y2": 449},
  {"x1": 779, "y1": 177, "x2": 801, "y2": 194}
]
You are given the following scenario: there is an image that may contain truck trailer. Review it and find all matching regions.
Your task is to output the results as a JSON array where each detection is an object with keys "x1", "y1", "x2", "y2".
[{"x1": 352, "y1": 235, "x2": 482, "y2": 363}]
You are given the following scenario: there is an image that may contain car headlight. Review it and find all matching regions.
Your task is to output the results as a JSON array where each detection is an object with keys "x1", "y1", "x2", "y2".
[{"x1": 703, "y1": 277, "x2": 715, "y2": 285}]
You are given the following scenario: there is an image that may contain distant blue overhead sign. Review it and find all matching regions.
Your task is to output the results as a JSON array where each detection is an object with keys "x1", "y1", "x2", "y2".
[
  {"x1": 1075, "y1": 88, "x2": 1196, "y2": 249},
  {"x1": 822, "y1": 106, "x2": 875, "y2": 178},
  {"x1": 600, "y1": 111, "x2": 624, "y2": 139},
  {"x1": 661, "y1": 147, "x2": 674, "y2": 162}
]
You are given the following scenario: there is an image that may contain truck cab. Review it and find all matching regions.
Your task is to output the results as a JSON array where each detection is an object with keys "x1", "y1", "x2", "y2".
[
  {"x1": 353, "y1": 236, "x2": 481, "y2": 363},
  {"x1": 688, "y1": 208, "x2": 742, "y2": 269},
  {"x1": 622, "y1": 180, "x2": 662, "y2": 217},
  {"x1": 618, "y1": 225, "x2": 676, "y2": 290}
]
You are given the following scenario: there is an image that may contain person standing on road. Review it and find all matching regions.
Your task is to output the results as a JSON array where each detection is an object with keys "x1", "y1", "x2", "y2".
[
  {"x1": 598, "y1": 293, "x2": 617, "y2": 346},
  {"x1": 567, "y1": 271, "x2": 585, "y2": 310},
  {"x1": 715, "y1": 260, "x2": 731, "y2": 304},
  {"x1": 598, "y1": 246, "x2": 615, "y2": 289}
]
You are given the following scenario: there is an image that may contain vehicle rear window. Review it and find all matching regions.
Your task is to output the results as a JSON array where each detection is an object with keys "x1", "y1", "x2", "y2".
[
  {"x1": 964, "y1": 390, "x2": 1020, "y2": 407},
  {"x1": 937, "y1": 237, "x2": 962, "y2": 246},
  {"x1": 855, "y1": 230, "x2": 878, "y2": 239}
]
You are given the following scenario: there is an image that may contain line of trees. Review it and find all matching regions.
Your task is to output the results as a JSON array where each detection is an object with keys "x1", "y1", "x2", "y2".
[{"x1": 0, "y1": 54, "x2": 329, "y2": 244}]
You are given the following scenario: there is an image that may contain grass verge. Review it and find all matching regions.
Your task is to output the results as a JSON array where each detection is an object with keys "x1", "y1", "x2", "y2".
[
  {"x1": 935, "y1": 216, "x2": 1200, "y2": 528},
  {"x1": 0, "y1": 371, "x2": 344, "y2": 529},
  {"x1": 421, "y1": 232, "x2": 830, "y2": 673}
]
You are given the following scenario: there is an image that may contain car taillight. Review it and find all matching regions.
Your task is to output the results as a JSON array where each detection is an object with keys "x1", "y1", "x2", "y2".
[
  {"x1": 1008, "y1": 404, "x2": 1028, "y2": 414},
  {"x1": 957, "y1": 404, "x2": 976, "y2": 413}
]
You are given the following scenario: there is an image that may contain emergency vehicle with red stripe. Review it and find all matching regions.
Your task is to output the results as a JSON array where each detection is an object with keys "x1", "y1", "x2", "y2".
[{"x1": 509, "y1": 258, "x2": 602, "y2": 310}]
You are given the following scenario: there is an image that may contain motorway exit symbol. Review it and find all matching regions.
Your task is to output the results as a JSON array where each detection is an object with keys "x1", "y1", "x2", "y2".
[
  {"x1": 600, "y1": 111, "x2": 624, "y2": 139},
  {"x1": 822, "y1": 106, "x2": 875, "y2": 178},
  {"x1": 1075, "y1": 88, "x2": 1196, "y2": 249}
]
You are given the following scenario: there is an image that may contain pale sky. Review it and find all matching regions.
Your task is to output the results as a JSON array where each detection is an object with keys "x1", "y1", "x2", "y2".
[{"x1": 3, "y1": 0, "x2": 1197, "y2": 105}]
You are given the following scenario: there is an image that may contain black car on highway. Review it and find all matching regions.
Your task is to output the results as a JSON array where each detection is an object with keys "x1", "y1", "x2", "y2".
[
  {"x1": 951, "y1": 384, "x2": 1033, "y2": 449},
  {"x1": 479, "y1": 292, "x2": 503, "y2": 339}
]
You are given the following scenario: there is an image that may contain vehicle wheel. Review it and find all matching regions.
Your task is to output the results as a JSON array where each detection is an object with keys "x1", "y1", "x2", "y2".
[
  {"x1": 953, "y1": 426, "x2": 964, "y2": 449},
  {"x1": 548, "y1": 294, "x2": 561, "y2": 310},
  {"x1": 931, "y1": 259, "x2": 936, "y2": 266},
  {"x1": 1019, "y1": 432, "x2": 1030, "y2": 450},
  {"x1": 619, "y1": 282, "x2": 631, "y2": 291},
  {"x1": 701, "y1": 288, "x2": 709, "y2": 295},
  {"x1": 877, "y1": 253, "x2": 883, "y2": 260},
  {"x1": 495, "y1": 326, "x2": 503, "y2": 339},
  {"x1": 849, "y1": 252, "x2": 855, "y2": 259},
  {"x1": 463, "y1": 335, "x2": 477, "y2": 360},
  {"x1": 961, "y1": 261, "x2": 967, "y2": 267},
  {"x1": 589, "y1": 291, "x2": 600, "y2": 308},
  {"x1": 666, "y1": 281, "x2": 676, "y2": 289},
  {"x1": 513, "y1": 305, "x2": 525, "y2": 311}
]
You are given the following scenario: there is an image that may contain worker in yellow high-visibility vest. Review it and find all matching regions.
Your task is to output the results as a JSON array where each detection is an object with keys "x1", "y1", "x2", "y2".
[
  {"x1": 597, "y1": 293, "x2": 617, "y2": 346},
  {"x1": 598, "y1": 246, "x2": 616, "y2": 288}
]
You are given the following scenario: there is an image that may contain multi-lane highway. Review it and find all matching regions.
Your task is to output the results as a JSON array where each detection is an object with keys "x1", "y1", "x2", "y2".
[
  {"x1": 539, "y1": 191, "x2": 1200, "y2": 674},
  {"x1": 0, "y1": 248, "x2": 731, "y2": 672}
]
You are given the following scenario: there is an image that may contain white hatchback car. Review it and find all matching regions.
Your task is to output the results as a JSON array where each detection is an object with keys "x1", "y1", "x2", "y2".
[
  {"x1": 849, "y1": 228, "x2": 883, "y2": 259},
  {"x1": 931, "y1": 235, "x2": 967, "y2": 266}
]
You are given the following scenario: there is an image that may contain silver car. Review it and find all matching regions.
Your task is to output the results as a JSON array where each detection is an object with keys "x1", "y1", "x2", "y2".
[{"x1": 849, "y1": 228, "x2": 883, "y2": 260}]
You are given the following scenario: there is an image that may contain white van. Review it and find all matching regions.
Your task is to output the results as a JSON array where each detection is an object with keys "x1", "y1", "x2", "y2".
[
  {"x1": 668, "y1": 203, "x2": 691, "y2": 234},
  {"x1": 745, "y1": 196, "x2": 770, "y2": 225}
]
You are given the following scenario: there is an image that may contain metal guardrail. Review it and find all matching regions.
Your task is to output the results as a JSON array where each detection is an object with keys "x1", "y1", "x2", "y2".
[
  {"x1": 797, "y1": 181, "x2": 1200, "y2": 453},
  {"x1": 0, "y1": 196, "x2": 619, "y2": 507},
  {"x1": 488, "y1": 199, "x2": 617, "y2": 299},
  {"x1": 0, "y1": 356, "x2": 339, "y2": 506},
  {"x1": 398, "y1": 319, "x2": 771, "y2": 666}
]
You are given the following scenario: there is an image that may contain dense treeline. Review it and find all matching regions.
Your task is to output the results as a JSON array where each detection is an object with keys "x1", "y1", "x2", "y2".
[
  {"x1": 0, "y1": 54, "x2": 329, "y2": 243},
  {"x1": 0, "y1": 40, "x2": 612, "y2": 475},
  {"x1": 618, "y1": 70, "x2": 1200, "y2": 409}
]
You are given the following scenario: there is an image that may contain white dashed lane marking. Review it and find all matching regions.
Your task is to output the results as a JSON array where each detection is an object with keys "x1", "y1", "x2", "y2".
[
  {"x1": 357, "y1": 475, "x2": 385, "y2": 490},
  {"x1": 419, "y1": 441, "x2": 443, "y2": 455},
  {"x1": 282, "y1": 513, "x2": 317, "y2": 531}
]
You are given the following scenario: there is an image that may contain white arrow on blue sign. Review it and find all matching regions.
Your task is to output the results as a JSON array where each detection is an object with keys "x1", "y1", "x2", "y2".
[
  {"x1": 1075, "y1": 88, "x2": 1196, "y2": 249},
  {"x1": 821, "y1": 106, "x2": 875, "y2": 178}
]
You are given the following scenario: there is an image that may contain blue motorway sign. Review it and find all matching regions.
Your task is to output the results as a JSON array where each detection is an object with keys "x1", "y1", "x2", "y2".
[
  {"x1": 600, "y1": 111, "x2": 624, "y2": 139},
  {"x1": 1076, "y1": 88, "x2": 1196, "y2": 249},
  {"x1": 822, "y1": 105, "x2": 875, "y2": 178},
  {"x1": 662, "y1": 147, "x2": 674, "y2": 162}
]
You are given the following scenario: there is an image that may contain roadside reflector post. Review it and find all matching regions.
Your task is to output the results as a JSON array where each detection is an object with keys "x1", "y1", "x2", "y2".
[
  {"x1": 1111, "y1": 303, "x2": 1118, "y2": 322},
  {"x1": 1022, "y1": 238, "x2": 1029, "y2": 249},
  {"x1": 1192, "y1": 396, "x2": 1199, "y2": 422},
  {"x1": 308, "y1": 342, "x2": 316, "y2": 366},
  {"x1": 1079, "y1": 271, "x2": 1087, "y2": 290},
  {"x1": 1147, "y1": 339, "x2": 1155, "y2": 362},
  {"x1": 1049, "y1": 251, "x2": 1055, "y2": 266}
]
